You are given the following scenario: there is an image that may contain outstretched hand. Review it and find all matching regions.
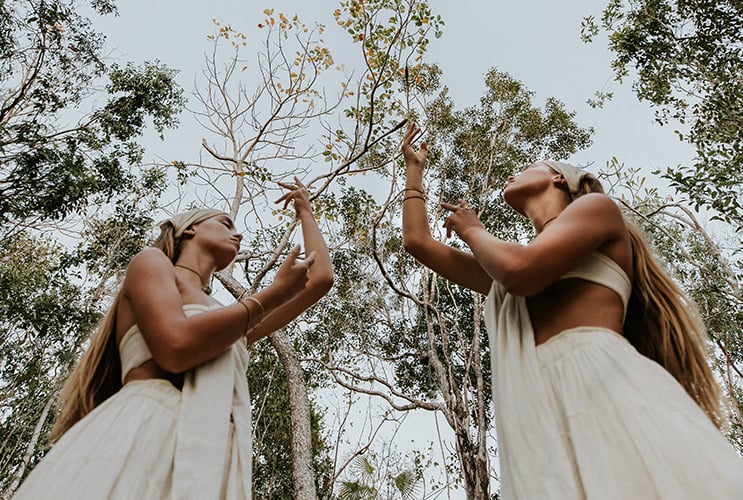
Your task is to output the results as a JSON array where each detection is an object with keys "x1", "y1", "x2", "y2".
[
  {"x1": 272, "y1": 245, "x2": 317, "y2": 303},
  {"x1": 402, "y1": 122, "x2": 428, "y2": 170},
  {"x1": 441, "y1": 199, "x2": 485, "y2": 240},
  {"x1": 275, "y1": 176, "x2": 312, "y2": 215}
]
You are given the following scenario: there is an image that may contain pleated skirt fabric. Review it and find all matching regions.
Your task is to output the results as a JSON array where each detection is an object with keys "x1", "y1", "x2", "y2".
[
  {"x1": 13, "y1": 379, "x2": 234, "y2": 500},
  {"x1": 535, "y1": 327, "x2": 743, "y2": 499}
]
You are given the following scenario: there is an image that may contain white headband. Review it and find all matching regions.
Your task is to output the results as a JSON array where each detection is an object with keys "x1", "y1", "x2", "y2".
[
  {"x1": 166, "y1": 209, "x2": 225, "y2": 238},
  {"x1": 541, "y1": 161, "x2": 590, "y2": 198}
]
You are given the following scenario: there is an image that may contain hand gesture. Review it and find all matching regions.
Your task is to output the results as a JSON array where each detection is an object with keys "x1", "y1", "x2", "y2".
[
  {"x1": 272, "y1": 245, "x2": 317, "y2": 302},
  {"x1": 276, "y1": 177, "x2": 312, "y2": 216},
  {"x1": 440, "y1": 199, "x2": 485, "y2": 240},
  {"x1": 402, "y1": 122, "x2": 428, "y2": 170}
]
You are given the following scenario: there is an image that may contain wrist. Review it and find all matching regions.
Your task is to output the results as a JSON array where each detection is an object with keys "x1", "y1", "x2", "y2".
[
  {"x1": 253, "y1": 285, "x2": 286, "y2": 313},
  {"x1": 296, "y1": 206, "x2": 315, "y2": 220},
  {"x1": 458, "y1": 224, "x2": 485, "y2": 244},
  {"x1": 405, "y1": 164, "x2": 424, "y2": 176}
]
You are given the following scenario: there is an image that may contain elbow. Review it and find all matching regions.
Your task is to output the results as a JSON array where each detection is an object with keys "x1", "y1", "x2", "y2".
[
  {"x1": 402, "y1": 234, "x2": 417, "y2": 254},
  {"x1": 306, "y1": 272, "x2": 334, "y2": 301},
  {"x1": 151, "y1": 352, "x2": 190, "y2": 374},
  {"x1": 315, "y1": 273, "x2": 334, "y2": 296},
  {"x1": 150, "y1": 334, "x2": 196, "y2": 374},
  {"x1": 501, "y1": 273, "x2": 550, "y2": 297},
  {"x1": 498, "y1": 261, "x2": 548, "y2": 297},
  {"x1": 402, "y1": 234, "x2": 427, "y2": 258}
]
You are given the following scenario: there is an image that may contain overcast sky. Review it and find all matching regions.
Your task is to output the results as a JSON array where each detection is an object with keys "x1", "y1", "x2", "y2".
[{"x1": 93, "y1": 0, "x2": 694, "y2": 180}]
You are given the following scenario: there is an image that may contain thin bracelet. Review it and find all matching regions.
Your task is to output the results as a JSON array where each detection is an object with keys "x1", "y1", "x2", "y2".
[
  {"x1": 404, "y1": 187, "x2": 426, "y2": 195},
  {"x1": 237, "y1": 299, "x2": 251, "y2": 333},
  {"x1": 244, "y1": 296, "x2": 265, "y2": 322},
  {"x1": 403, "y1": 195, "x2": 427, "y2": 203}
]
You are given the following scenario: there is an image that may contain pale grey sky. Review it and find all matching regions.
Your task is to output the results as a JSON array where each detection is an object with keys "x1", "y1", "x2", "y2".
[{"x1": 94, "y1": 0, "x2": 693, "y2": 178}]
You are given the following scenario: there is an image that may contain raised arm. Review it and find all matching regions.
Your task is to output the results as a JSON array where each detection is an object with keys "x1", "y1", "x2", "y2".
[
  {"x1": 122, "y1": 244, "x2": 314, "y2": 373},
  {"x1": 401, "y1": 122, "x2": 492, "y2": 295},
  {"x1": 443, "y1": 193, "x2": 629, "y2": 296},
  {"x1": 244, "y1": 177, "x2": 334, "y2": 344}
]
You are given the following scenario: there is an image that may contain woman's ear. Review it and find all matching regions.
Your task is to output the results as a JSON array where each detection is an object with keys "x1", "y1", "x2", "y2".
[
  {"x1": 552, "y1": 174, "x2": 570, "y2": 192},
  {"x1": 182, "y1": 227, "x2": 196, "y2": 239}
]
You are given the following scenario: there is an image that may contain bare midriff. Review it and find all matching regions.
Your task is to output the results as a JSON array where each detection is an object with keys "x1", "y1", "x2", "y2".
[
  {"x1": 123, "y1": 360, "x2": 183, "y2": 389},
  {"x1": 526, "y1": 279, "x2": 625, "y2": 346}
]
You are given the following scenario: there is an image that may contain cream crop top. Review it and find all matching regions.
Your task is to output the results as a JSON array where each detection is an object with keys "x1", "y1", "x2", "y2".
[
  {"x1": 118, "y1": 303, "x2": 220, "y2": 382},
  {"x1": 557, "y1": 251, "x2": 632, "y2": 312}
]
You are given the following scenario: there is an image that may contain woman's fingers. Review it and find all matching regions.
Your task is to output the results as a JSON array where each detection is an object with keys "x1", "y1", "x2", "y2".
[
  {"x1": 303, "y1": 250, "x2": 317, "y2": 268},
  {"x1": 275, "y1": 178, "x2": 310, "y2": 209},
  {"x1": 286, "y1": 245, "x2": 301, "y2": 262},
  {"x1": 403, "y1": 122, "x2": 421, "y2": 146},
  {"x1": 441, "y1": 200, "x2": 474, "y2": 212}
]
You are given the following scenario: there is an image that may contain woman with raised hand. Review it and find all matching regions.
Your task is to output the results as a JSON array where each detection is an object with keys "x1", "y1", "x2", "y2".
[
  {"x1": 400, "y1": 122, "x2": 742, "y2": 498},
  {"x1": 14, "y1": 178, "x2": 333, "y2": 499}
]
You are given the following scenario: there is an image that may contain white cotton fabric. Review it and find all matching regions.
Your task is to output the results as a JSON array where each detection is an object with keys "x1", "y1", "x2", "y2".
[
  {"x1": 484, "y1": 252, "x2": 743, "y2": 499},
  {"x1": 168, "y1": 208, "x2": 225, "y2": 238},
  {"x1": 13, "y1": 304, "x2": 253, "y2": 500},
  {"x1": 541, "y1": 160, "x2": 590, "y2": 199}
]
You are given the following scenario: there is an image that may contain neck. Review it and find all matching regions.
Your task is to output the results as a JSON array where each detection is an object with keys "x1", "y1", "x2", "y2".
[
  {"x1": 535, "y1": 215, "x2": 559, "y2": 233},
  {"x1": 525, "y1": 199, "x2": 568, "y2": 234},
  {"x1": 173, "y1": 254, "x2": 216, "y2": 295}
]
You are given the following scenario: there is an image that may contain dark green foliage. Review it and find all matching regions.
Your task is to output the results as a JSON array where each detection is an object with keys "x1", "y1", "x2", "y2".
[
  {"x1": 0, "y1": 0, "x2": 184, "y2": 227},
  {"x1": 0, "y1": 232, "x2": 100, "y2": 492},
  {"x1": 303, "y1": 67, "x2": 593, "y2": 496},
  {"x1": 0, "y1": 1, "x2": 181, "y2": 495},
  {"x1": 248, "y1": 340, "x2": 334, "y2": 499},
  {"x1": 583, "y1": 0, "x2": 743, "y2": 227}
]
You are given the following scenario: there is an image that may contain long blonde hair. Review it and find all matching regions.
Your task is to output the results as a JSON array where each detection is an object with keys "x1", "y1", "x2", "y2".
[
  {"x1": 49, "y1": 222, "x2": 182, "y2": 442},
  {"x1": 571, "y1": 174, "x2": 724, "y2": 427}
]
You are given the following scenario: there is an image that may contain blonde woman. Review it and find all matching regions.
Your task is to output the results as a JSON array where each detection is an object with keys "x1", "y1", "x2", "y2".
[
  {"x1": 401, "y1": 123, "x2": 743, "y2": 498},
  {"x1": 14, "y1": 178, "x2": 332, "y2": 499}
]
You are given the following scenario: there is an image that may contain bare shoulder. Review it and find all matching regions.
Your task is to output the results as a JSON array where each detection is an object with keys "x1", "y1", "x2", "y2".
[
  {"x1": 123, "y1": 248, "x2": 173, "y2": 292},
  {"x1": 567, "y1": 192, "x2": 620, "y2": 213},
  {"x1": 129, "y1": 247, "x2": 170, "y2": 267},
  {"x1": 562, "y1": 193, "x2": 624, "y2": 232},
  {"x1": 128, "y1": 247, "x2": 171, "y2": 270},
  {"x1": 561, "y1": 193, "x2": 631, "y2": 269}
]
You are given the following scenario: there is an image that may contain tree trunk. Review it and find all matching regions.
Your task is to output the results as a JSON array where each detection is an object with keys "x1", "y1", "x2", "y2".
[
  {"x1": 4, "y1": 395, "x2": 55, "y2": 497},
  {"x1": 270, "y1": 331, "x2": 317, "y2": 500}
]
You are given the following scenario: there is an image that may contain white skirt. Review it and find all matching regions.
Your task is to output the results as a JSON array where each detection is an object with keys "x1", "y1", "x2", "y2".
[
  {"x1": 13, "y1": 379, "x2": 233, "y2": 499},
  {"x1": 536, "y1": 327, "x2": 743, "y2": 499}
]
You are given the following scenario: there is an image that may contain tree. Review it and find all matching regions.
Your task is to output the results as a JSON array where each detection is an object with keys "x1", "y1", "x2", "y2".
[
  {"x1": 303, "y1": 69, "x2": 592, "y2": 498},
  {"x1": 337, "y1": 453, "x2": 424, "y2": 500},
  {"x1": 0, "y1": 0, "x2": 184, "y2": 237},
  {"x1": 581, "y1": 0, "x2": 743, "y2": 227},
  {"x1": 580, "y1": 0, "x2": 743, "y2": 453},
  {"x1": 0, "y1": 175, "x2": 170, "y2": 497},
  {"x1": 178, "y1": 1, "x2": 442, "y2": 497},
  {"x1": 0, "y1": 232, "x2": 99, "y2": 494},
  {"x1": 248, "y1": 340, "x2": 334, "y2": 499}
]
